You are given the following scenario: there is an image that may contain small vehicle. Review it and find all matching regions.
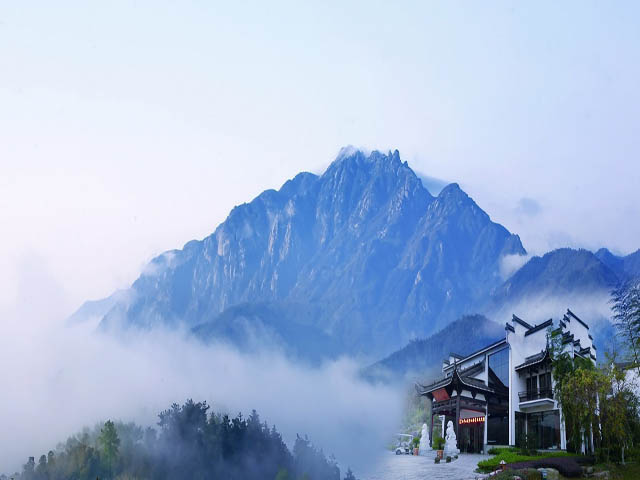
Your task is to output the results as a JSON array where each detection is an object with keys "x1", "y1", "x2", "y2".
[{"x1": 394, "y1": 433, "x2": 414, "y2": 455}]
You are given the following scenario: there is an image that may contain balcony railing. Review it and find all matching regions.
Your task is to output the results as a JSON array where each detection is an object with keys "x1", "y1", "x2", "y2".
[{"x1": 518, "y1": 388, "x2": 553, "y2": 402}]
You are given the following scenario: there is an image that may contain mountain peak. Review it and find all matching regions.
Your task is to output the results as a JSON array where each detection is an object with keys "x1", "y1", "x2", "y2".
[
  {"x1": 93, "y1": 147, "x2": 528, "y2": 356},
  {"x1": 332, "y1": 146, "x2": 402, "y2": 167},
  {"x1": 438, "y1": 182, "x2": 464, "y2": 197}
]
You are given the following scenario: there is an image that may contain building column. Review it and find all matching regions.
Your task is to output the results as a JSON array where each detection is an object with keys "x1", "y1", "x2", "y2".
[
  {"x1": 430, "y1": 412, "x2": 434, "y2": 448},
  {"x1": 484, "y1": 402, "x2": 489, "y2": 453},
  {"x1": 455, "y1": 395, "x2": 461, "y2": 438}
]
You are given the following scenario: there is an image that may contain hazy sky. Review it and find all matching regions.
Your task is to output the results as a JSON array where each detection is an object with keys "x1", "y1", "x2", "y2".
[{"x1": 1, "y1": 1, "x2": 639, "y2": 316}]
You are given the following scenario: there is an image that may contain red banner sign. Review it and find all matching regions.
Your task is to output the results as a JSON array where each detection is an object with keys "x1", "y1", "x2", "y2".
[
  {"x1": 432, "y1": 388, "x2": 450, "y2": 402},
  {"x1": 459, "y1": 416, "x2": 485, "y2": 425}
]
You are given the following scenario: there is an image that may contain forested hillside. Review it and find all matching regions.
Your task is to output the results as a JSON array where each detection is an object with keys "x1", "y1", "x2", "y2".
[{"x1": 5, "y1": 400, "x2": 357, "y2": 480}]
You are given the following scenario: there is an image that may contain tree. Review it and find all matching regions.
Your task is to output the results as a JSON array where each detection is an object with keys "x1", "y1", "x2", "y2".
[
  {"x1": 98, "y1": 420, "x2": 121, "y2": 476},
  {"x1": 611, "y1": 280, "x2": 640, "y2": 375},
  {"x1": 548, "y1": 327, "x2": 600, "y2": 453},
  {"x1": 21, "y1": 457, "x2": 35, "y2": 480},
  {"x1": 274, "y1": 468, "x2": 290, "y2": 480},
  {"x1": 34, "y1": 455, "x2": 47, "y2": 479},
  {"x1": 597, "y1": 355, "x2": 640, "y2": 464},
  {"x1": 344, "y1": 467, "x2": 358, "y2": 480}
]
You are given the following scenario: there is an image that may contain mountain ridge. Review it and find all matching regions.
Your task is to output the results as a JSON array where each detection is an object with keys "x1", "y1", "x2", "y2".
[
  {"x1": 92, "y1": 148, "x2": 526, "y2": 356},
  {"x1": 70, "y1": 148, "x2": 637, "y2": 362}
]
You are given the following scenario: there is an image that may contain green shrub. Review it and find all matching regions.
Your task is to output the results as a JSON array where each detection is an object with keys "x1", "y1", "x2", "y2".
[
  {"x1": 434, "y1": 457, "x2": 440, "y2": 464},
  {"x1": 477, "y1": 450, "x2": 573, "y2": 473},
  {"x1": 432, "y1": 435, "x2": 445, "y2": 450},
  {"x1": 412, "y1": 436, "x2": 420, "y2": 449},
  {"x1": 446, "y1": 456, "x2": 451, "y2": 463},
  {"x1": 488, "y1": 446, "x2": 519, "y2": 455}
]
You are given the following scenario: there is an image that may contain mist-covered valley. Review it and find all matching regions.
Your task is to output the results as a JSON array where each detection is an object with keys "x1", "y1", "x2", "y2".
[
  {"x1": 3, "y1": 3, "x2": 640, "y2": 477},
  {"x1": 2, "y1": 149, "x2": 637, "y2": 479}
]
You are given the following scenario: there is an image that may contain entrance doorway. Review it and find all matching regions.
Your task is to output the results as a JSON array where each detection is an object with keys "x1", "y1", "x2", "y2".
[{"x1": 460, "y1": 423, "x2": 484, "y2": 453}]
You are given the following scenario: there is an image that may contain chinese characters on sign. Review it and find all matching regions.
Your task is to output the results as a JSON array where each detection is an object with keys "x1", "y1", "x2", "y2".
[{"x1": 459, "y1": 416, "x2": 485, "y2": 425}]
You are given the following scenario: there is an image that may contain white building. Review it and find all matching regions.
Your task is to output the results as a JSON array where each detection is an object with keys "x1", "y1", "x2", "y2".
[{"x1": 416, "y1": 309, "x2": 596, "y2": 453}]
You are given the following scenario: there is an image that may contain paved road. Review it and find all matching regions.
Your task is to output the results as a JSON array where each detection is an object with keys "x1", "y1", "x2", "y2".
[{"x1": 362, "y1": 452, "x2": 491, "y2": 480}]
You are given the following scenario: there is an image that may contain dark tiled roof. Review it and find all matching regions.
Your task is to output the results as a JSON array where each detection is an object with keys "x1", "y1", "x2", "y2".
[
  {"x1": 566, "y1": 309, "x2": 590, "y2": 330},
  {"x1": 417, "y1": 366, "x2": 494, "y2": 395},
  {"x1": 512, "y1": 314, "x2": 534, "y2": 330},
  {"x1": 515, "y1": 349, "x2": 550, "y2": 371},
  {"x1": 416, "y1": 375, "x2": 452, "y2": 394},
  {"x1": 459, "y1": 375, "x2": 494, "y2": 392},
  {"x1": 524, "y1": 318, "x2": 554, "y2": 337},
  {"x1": 458, "y1": 359, "x2": 485, "y2": 378}
]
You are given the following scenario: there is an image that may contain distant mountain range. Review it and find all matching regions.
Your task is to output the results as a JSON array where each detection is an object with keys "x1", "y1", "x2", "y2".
[
  {"x1": 363, "y1": 314, "x2": 504, "y2": 383},
  {"x1": 70, "y1": 148, "x2": 638, "y2": 363}
]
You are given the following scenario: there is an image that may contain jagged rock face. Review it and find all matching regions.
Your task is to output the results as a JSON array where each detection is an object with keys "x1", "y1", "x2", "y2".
[{"x1": 101, "y1": 149, "x2": 526, "y2": 355}]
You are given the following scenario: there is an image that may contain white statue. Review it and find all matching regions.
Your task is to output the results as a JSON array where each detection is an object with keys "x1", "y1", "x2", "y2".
[
  {"x1": 419, "y1": 423, "x2": 431, "y2": 455},
  {"x1": 443, "y1": 420, "x2": 460, "y2": 456}
]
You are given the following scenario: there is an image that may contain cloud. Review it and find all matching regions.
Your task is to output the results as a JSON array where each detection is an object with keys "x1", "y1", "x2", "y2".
[
  {"x1": 515, "y1": 197, "x2": 542, "y2": 217},
  {"x1": 415, "y1": 172, "x2": 449, "y2": 196},
  {"x1": 485, "y1": 290, "x2": 615, "y2": 347},
  {"x1": 0, "y1": 311, "x2": 402, "y2": 476},
  {"x1": 499, "y1": 253, "x2": 532, "y2": 279}
]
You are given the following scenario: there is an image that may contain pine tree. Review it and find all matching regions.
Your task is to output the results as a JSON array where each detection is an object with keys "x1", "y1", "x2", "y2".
[
  {"x1": 98, "y1": 420, "x2": 120, "y2": 476},
  {"x1": 611, "y1": 280, "x2": 640, "y2": 375},
  {"x1": 344, "y1": 467, "x2": 358, "y2": 480}
]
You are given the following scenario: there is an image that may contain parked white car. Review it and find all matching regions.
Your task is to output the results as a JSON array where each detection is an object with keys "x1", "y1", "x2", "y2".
[{"x1": 394, "y1": 434, "x2": 414, "y2": 455}]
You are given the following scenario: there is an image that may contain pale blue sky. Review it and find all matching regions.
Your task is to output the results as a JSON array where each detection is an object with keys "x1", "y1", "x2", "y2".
[{"x1": 1, "y1": 1, "x2": 639, "y2": 313}]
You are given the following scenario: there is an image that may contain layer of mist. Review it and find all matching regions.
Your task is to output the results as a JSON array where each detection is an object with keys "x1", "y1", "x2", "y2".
[{"x1": 0, "y1": 314, "x2": 402, "y2": 475}]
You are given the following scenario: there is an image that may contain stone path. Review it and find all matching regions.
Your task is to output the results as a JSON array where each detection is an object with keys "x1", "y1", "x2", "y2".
[{"x1": 362, "y1": 452, "x2": 491, "y2": 480}]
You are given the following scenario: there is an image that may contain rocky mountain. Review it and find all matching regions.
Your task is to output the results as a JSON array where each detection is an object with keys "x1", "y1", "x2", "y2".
[
  {"x1": 191, "y1": 301, "x2": 342, "y2": 364},
  {"x1": 594, "y1": 248, "x2": 640, "y2": 281},
  {"x1": 490, "y1": 248, "x2": 620, "y2": 303},
  {"x1": 93, "y1": 148, "x2": 526, "y2": 357},
  {"x1": 485, "y1": 248, "x2": 625, "y2": 349},
  {"x1": 363, "y1": 314, "x2": 504, "y2": 383},
  {"x1": 67, "y1": 289, "x2": 128, "y2": 326}
]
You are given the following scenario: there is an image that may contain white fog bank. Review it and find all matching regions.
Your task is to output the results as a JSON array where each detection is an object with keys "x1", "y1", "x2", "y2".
[{"x1": 0, "y1": 318, "x2": 402, "y2": 474}]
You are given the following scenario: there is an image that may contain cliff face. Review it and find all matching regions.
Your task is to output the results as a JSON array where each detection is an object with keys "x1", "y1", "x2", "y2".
[{"x1": 97, "y1": 149, "x2": 525, "y2": 356}]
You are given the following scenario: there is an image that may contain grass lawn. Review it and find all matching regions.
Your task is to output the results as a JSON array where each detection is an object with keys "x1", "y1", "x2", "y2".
[{"x1": 477, "y1": 448, "x2": 574, "y2": 473}]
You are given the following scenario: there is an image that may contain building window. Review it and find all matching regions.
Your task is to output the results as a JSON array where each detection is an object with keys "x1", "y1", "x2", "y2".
[
  {"x1": 526, "y1": 410, "x2": 561, "y2": 449},
  {"x1": 515, "y1": 412, "x2": 526, "y2": 447},
  {"x1": 526, "y1": 375, "x2": 537, "y2": 394},
  {"x1": 489, "y1": 348, "x2": 509, "y2": 388},
  {"x1": 539, "y1": 372, "x2": 552, "y2": 396},
  {"x1": 487, "y1": 407, "x2": 509, "y2": 445}
]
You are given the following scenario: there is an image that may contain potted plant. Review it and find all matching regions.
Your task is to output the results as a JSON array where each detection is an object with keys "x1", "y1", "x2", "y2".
[
  {"x1": 433, "y1": 435, "x2": 445, "y2": 458},
  {"x1": 412, "y1": 436, "x2": 420, "y2": 455}
]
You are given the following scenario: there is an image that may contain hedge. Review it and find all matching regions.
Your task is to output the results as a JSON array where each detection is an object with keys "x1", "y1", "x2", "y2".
[
  {"x1": 477, "y1": 451, "x2": 573, "y2": 473},
  {"x1": 507, "y1": 457, "x2": 583, "y2": 478}
]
